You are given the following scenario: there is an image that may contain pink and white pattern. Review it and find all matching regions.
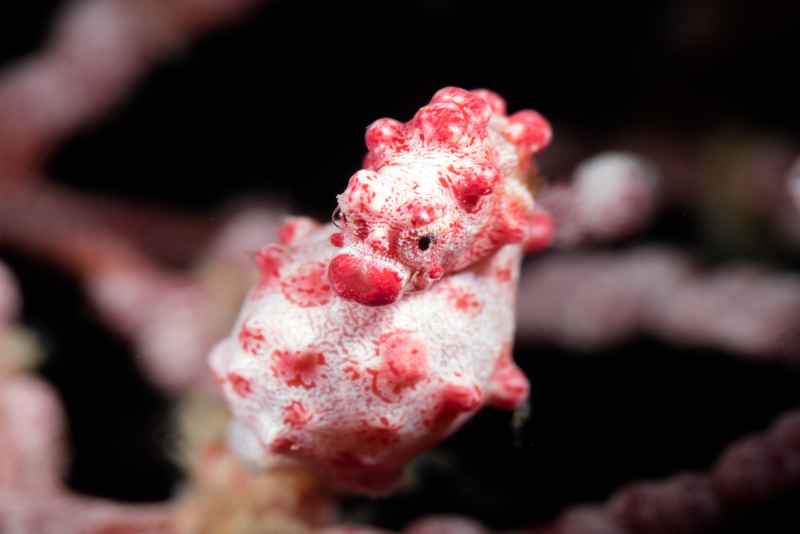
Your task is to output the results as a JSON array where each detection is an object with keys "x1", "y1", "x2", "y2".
[{"x1": 210, "y1": 88, "x2": 553, "y2": 494}]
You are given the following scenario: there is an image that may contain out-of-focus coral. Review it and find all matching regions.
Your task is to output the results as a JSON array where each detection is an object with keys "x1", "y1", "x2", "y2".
[
  {"x1": 0, "y1": 0, "x2": 266, "y2": 178},
  {"x1": 540, "y1": 152, "x2": 660, "y2": 247},
  {"x1": 787, "y1": 155, "x2": 800, "y2": 215},
  {"x1": 322, "y1": 516, "x2": 489, "y2": 534},
  {"x1": 175, "y1": 442, "x2": 335, "y2": 534},
  {"x1": 86, "y1": 205, "x2": 284, "y2": 392},
  {"x1": 0, "y1": 374, "x2": 65, "y2": 492},
  {"x1": 173, "y1": 393, "x2": 336, "y2": 534},
  {"x1": 0, "y1": 370, "x2": 174, "y2": 534},
  {"x1": 0, "y1": 261, "x2": 20, "y2": 327},
  {"x1": 524, "y1": 410, "x2": 800, "y2": 534},
  {"x1": 0, "y1": 181, "x2": 284, "y2": 392},
  {"x1": 572, "y1": 152, "x2": 659, "y2": 242},
  {"x1": 0, "y1": 262, "x2": 42, "y2": 375},
  {"x1": 518, "y1": 247, "x2": 800, "y2": 359},
  {"x1": 403, "y1": 516, "x2": 489, "y2": 534}
]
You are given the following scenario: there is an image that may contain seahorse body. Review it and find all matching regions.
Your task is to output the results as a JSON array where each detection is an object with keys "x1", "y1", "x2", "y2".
[{"x1": 210, "y1": 88, "x2": 552, "y2": 494}]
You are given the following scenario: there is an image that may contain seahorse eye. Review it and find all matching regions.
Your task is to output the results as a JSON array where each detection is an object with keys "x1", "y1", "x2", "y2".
[
  {"x1": 332, "y1": 206, "x2": 347, "y2": 228},
  {"x1": 417, "y1": 235, "x2": 433, "y2": 251}
]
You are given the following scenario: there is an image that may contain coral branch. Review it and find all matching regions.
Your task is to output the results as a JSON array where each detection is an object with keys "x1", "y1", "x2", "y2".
[
  {"x1": 0, "y1": 491, "x2": 175, "y2": 534},
  {"x1": 538, "y1": 152, "x2": 660, "y2": 248},
  {"x1": 0, "y1": 371, "x2": 176, "y2": 534},
  {"x1": 526, "y1": 409, "x2": 800, "y2": 534},
  {"x1": 517, "y1": 248, "x2": 800, "y2": 360},
  {"x1": 0, "y1": 261, "x2": 20, "y2": 329},
  {"x1": 0, "y1": 0, "x2": 266, "y2": 178}
]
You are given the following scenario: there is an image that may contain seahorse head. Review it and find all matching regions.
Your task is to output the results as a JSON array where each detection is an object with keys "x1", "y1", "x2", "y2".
[{"x1": 328, "y1": 87, "x2": 553, "y2": 306}]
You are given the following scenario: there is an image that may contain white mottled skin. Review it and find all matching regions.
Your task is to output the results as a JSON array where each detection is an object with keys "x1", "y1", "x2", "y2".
[
  {"x1": 211, "y1": 229, "x2": 521, "y2": 493},
  {"x1": 210, "y1": 88, "x2": 552, "y2": 494}
]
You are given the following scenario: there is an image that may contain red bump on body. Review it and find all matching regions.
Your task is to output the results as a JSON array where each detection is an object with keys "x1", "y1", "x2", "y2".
[
  {"x1": 365, "y1": 118, "x2": 407, "y2": 168},
  {"x1": 525, "y1": 210, "x2": 554, "y2": 252},
  {"x1": 439, "y1": 384, "x2": 482, "y2": 413},
  {"x1": 446, "y1": 285, "x2": 483, "y2": 315},
  {"x1": 403, "y1": 201, "x2": 439, "y2": 227},
  {"x1": 487, "y1": 344, "x2": 530, "y2": 409},
  {"x1": 431, "y1": 87, "x2": 493, "y2": 123},
  {"x1": 330, "y1": 232, "x2": 345, "y2": 248},
  {"x1": 343, "y1": 364, "x2": 361, "y2": 380},
  {"x1": 495, "y1": 258, "x2": 514, "y2": 283},
  {"x1": 328, "y1": 253, "x2": 403, "y2": 306},
  {"x1": 375, "y1": 331, "x2": 428, "y2": 397},
  {"x1": 281, "y1": 261, "x2": 333, "y2": 307},
  {"x1": 494, "y1": 194, "x2": 531, "y2": 245},
  {"x1": 227, "y1": 372, "x2": 252, "y2": 397},
  {"x1": 412, "y1": 102, "x2": 475, "y2": 148},
  {"x1": 472, "y1": 88, "x2": 507, "y2": 115},
  {"x1": 253, "y1": 245, "x2": 284, "y2": 296},
  {"x1": 426, "y1": 383, "x2": 483, "y2": 429},
  {"x1": 238, "y1": 322, "x2": 267, "y2": 355},
  {"x1": 278, "y1": 223, "x2": 296, "y2": 245},
  {"x1": 504, "y1": 110, "x2": 552, "y2": 152},
  {"x1": 278, "y1": 217, "x2": 318, "y2": 246},
  {"x1": 283, "y1": 401, "x2": 311, "y2": 429},
  {"x1": 428, "y1": 264, "x2": 444, "y2": 281},
  {"x1": 344, "y1": 170, "x2": 381, "y2": 215},
  {"x1": 269, "y1": 436, "x2": 297, "y2": 454},
  {"x1": 450, "y1": 165, "x2": 500, "y2": 213},
  {"x1": 272, "y1": 349, "x2": 326, "y2": 389}
]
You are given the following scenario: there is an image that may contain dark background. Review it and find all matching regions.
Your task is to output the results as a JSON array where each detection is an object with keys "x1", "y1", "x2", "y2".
[{"x1": 2, "y1": 1, "x2": 800, "y2": 531}]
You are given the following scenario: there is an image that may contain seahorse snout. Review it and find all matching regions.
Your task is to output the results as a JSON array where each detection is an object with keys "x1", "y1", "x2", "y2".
[{"x1": 328, "y1": 253, "x2": 404, "y2": 306}]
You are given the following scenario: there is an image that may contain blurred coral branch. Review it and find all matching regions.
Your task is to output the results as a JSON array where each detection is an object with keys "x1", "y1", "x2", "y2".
[
  {"x1": 524, "y1": 410, "x2": 800, "y2": 534},
  {"x1": 0, "y1": 0, "x2": 265, "y2": 179},
  {"x1": 1, "y1": 355, "x2": 175, "y2": 534},
  {"x1": 517, "y1": 247, "x2": 800, "y2": 359}
]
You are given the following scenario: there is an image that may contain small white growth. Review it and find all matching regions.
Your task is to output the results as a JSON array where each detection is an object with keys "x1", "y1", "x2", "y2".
[{"x1": 574, "y1": 151, "x2": 659, "y2": 241}]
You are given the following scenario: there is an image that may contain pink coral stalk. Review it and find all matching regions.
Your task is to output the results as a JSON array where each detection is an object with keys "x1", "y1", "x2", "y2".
[
  {"x1": 0, "y1": 0, "x2": 267, "y2": 178},
  {"x1": 539, "y1": 152, "x2": 660, "y2": 248},
  {"x1": 517, "y1": 247, "x2": 800, "y2": 360},
  {"x1": 526, "y1": 410, "x2": 800, "y2": 534}
]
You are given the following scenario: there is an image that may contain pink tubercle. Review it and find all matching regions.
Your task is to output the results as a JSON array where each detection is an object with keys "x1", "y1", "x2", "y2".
[
  {"x1": 330, "y1": 232, "x2": 345, "y2": 248},
  {"x1": 253, "y1": 244, "x2": 284, "y2": 296},
  {"x1": 487, "y1": 344, "x2": 529, "y2": 409},
  {"x1": 278, "y1": 217, "x2": 318, "y2": 246},
  {"x1": 227, "y1": 372, "x2": 252, "y2": 397},
  {"x1": 525, "y1": 210, "x2": 554, "y2": 253},
  {"x1": 369, "y1": 331, "x2": 429, "y2": 400},
  {"x1": 280, "y1": 261, "x2": 333, "y2": 308},
  {"x1": 283, "y1": 401, "x2": 311, "y2": 429},
  {"x1": 238, "y1": 322, "x2": 267, "y2": 355},
  {"x1": 504, "y1": 110, "x2": 552, "y2": 153},
  {"x1": 272, "y1": 349, "x2": 327, "y2": 389},
  {"x1": 445, "y1": 285, "x2": 483, "y2": 315},
  {"x1": 427, "y1": 383, "x2": 483, "y2": 429}
]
